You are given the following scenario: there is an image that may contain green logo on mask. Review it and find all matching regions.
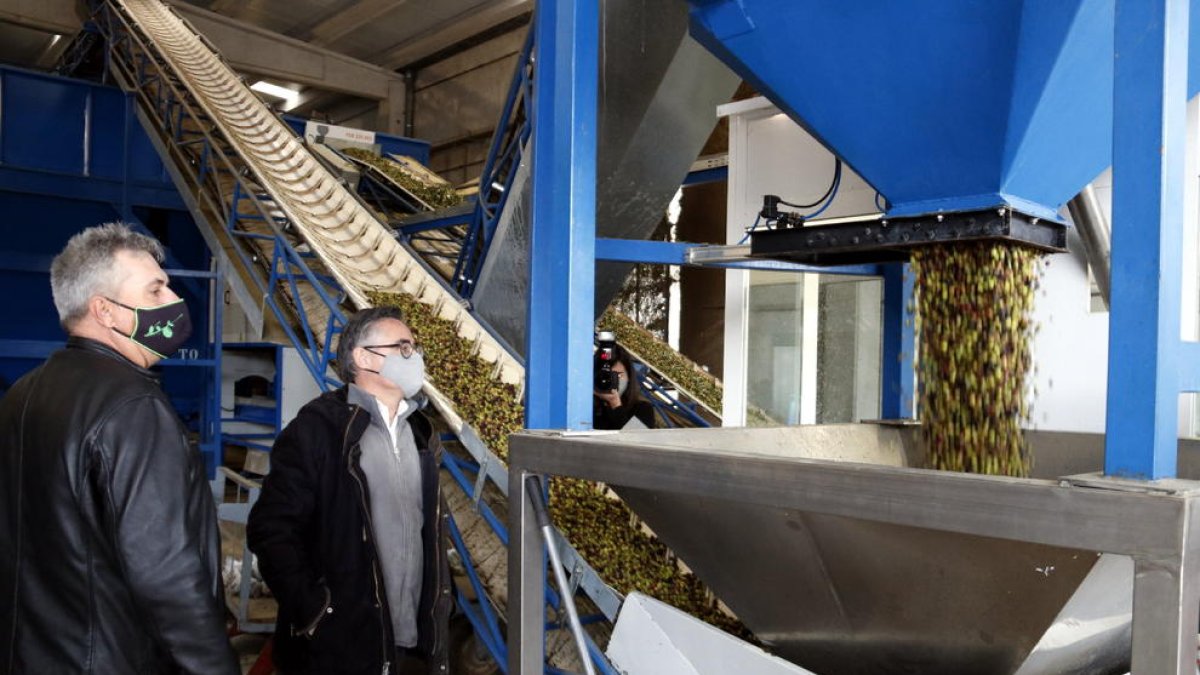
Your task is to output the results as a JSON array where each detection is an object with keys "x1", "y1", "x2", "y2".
[{"x1": 144, "y1": 313, "x2": 185, "y2": 339}]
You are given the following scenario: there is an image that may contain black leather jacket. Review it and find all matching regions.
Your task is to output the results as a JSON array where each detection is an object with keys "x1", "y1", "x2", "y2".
[
  {"x1": 247, "y1": 387, "x2": 452, "y2": 675},
  {"x1": 0, "y1": 337, "x2": 238, "y2": 674}
]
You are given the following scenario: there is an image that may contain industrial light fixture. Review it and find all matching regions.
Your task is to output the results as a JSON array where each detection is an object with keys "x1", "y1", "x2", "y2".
[{"x1": 250, "y1": 80, "x2": 300, "y2": 111}]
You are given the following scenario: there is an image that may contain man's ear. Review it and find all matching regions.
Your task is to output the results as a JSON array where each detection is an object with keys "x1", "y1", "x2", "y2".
[
  {"x1": 353, "y1": 346, "x2": 372, "y2": 372},
  {"x1": 89, "y1": 296, "x2": 117, "y2": 329}
]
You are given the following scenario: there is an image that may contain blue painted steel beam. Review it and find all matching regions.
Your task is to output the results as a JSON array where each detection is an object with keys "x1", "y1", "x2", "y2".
[
  {"x1": 1104, "y1": 0, "x2": 1189, "y2": 479},
  {"x1": 880, "y1": 263, "x2": 916, "y2": 419},
  {"x1": 525, "y1": 0, "x2": 599, "y2": 432},
  {"x1": 594, "y1": 239, "x2": 883, "y2": 274},
  {"x1": 395, "y1": 204, "x2": 474, "y2": 235},
  {"x1": 682, "y1": 165, "x2": 728, "y2": 187},
  {"x1": 595, "y1": 238, "x2": 690, "y2": 265},
  {"x1": 703, "y1": 258, "x2": 881, "y2": 275}
]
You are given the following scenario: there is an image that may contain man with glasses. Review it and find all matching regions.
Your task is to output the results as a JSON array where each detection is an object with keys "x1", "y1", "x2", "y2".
[{"x1": 248, "y1": 307, "x2": 452, "y2": 675}]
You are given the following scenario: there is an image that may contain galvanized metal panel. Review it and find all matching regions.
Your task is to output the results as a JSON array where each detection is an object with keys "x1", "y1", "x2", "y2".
[{"x1": 471, "y1": 0, "x2": 739, "y2": 354}]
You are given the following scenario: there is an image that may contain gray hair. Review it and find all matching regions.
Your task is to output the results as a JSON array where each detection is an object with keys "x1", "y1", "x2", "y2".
[
  {"x1": 50, "y1": 223, "x2": 165, "y2": 330},
  {"x1": 335, "y1": 306, "x2": 406, "y2": 383}
]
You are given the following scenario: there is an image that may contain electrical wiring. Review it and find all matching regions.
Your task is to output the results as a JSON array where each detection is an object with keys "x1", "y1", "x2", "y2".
[
  {"x1": 779, "y1": 158, "x2": 842, "y2": 209},
  {"x1": 737, "y1": 214, "x2": 762, "y2": 245}
]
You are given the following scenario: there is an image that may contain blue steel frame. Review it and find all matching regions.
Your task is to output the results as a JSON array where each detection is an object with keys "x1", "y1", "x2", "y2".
[
  {"x1": 635, "y1": 365, "x2": 712, "y2": 428},
  {"x1": 525, "y1": 0, "x2": 598, "y2": 432},
  {"x1": 1106, "y1": 0, "x2": 1194, "y2": 479},
  {"x1": 456, "y1": 27, "x2": 535, "y2": 298}
]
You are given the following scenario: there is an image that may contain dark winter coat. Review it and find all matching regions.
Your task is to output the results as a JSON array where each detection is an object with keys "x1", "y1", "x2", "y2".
[
  {"x1": 593, "y1": 397, "x2": 656, "y2": 430},
  {"x1": 0, "y1": 337, "x2": 238, "y2": 675},
  {"x1": 247, "y1": 387, "x2": 452, "y2": 675}
]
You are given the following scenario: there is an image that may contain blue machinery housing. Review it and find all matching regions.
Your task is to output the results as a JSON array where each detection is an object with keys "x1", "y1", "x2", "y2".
[
  {"x1": 0, "y1": 66, "x2": 224, "y2": 476},
  {"x1": 683, "y1": 0, "x2": 1200, "y2": 479}
]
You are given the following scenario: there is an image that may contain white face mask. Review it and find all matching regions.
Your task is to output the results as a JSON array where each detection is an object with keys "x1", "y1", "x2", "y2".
[
  {"x1": 617, "y1": 377, "x2": 628, "y2": 397},
  {"x1": 373, "y1": 352, "x2": 425, "y2": 398}
]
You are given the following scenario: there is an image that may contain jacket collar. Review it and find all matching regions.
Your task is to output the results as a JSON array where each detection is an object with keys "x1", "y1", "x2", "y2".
[
  {"x1": 65, "y1": 335, "x2": 159, "y2": 381},
  {"x1": 347, "y1": 383, "x2": 421, "y2": 430},
  {"x1": 317, "y1": 385, "x2": 434, "y2": 451}
]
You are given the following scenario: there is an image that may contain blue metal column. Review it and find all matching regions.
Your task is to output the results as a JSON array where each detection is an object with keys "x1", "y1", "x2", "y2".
[
  {"x1": 524, "y1": 0, "x2": 599, "y2": 432},
  {"x1": 880, "y1": 263, "x2": 915, "y2": 419},
  {"x1": 514, "y1": 0, "x2": 599, "y2": 673},
  {"x1": 1105, "y1": 0, "x2": 1190, "y2": 478}
]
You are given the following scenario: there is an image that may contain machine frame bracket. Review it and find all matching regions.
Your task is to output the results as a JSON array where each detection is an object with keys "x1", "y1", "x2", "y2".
[{"x1": 749, "y1": 207, "x2": 1069, "y2": 266}]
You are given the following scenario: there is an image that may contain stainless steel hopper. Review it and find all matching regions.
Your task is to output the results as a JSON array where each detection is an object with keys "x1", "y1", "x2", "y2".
[{"x1": 508, "y1": 425, "x2": 1200, "y2": 675}]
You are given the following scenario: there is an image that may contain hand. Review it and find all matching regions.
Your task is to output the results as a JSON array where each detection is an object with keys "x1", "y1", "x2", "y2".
[{"x1": 594, "y1": 389, "x2": 622, "y2": 409}]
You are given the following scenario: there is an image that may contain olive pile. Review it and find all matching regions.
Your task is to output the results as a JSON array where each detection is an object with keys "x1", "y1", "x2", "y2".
[
  {"x1": 910, "y1": 242, "x2": 1041, "y2": 477},
  {"x1": 343, "y1": 148, "x2": 464, "y2": 209},
  {"x1": 368, "y1": 291, "x2": 747, "y2": 636}
]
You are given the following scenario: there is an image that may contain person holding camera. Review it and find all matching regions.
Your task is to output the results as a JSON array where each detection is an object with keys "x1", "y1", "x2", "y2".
[{"x1": 593, "y1": 332, "x2": 656, "y2": 430}]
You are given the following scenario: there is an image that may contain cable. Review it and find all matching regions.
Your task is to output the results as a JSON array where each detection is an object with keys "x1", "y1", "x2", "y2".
[
  {"x1": 737, "y1": 214, "x2": 762, "y2": 245},
  {"x1": 780, "y1": 159, "x2": 842, "y2": 209},
  {"x1": 802, "y1": 163, "x2": 842, "y2": 220},
  {"x1": 874, "y1": 189, "x2": 887, "y2": 213}
]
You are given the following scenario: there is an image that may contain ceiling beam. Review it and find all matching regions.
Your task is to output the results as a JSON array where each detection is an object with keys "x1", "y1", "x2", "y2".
[
  {"x1": 206, "y1": 0, "x2": 242, "y2": 14},
  {"x1": 374, "y1": 0, "x2": 530, "y2": 71},
  {"x1": 0, "y1": 0, "x2": 86, "y2": 35},
  {"x1": 288, "y1": 89, "x2": 345, "y2": 117},
  {"x1": 167, "y1": 2, "x2": 403, "y2": 100},
  {"x1": 304, "y1": 0, "x2": 408, "y2": 47}
]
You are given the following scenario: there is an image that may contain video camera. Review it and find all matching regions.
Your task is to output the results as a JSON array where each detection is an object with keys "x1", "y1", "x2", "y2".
[{"x1": 595, "y1": 331, "x2": 618, "y2": 392}]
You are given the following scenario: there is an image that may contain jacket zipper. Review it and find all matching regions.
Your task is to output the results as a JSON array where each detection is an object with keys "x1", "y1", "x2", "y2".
[
  {"x1": 429, "y1": 437, "x2": 447, "y2": 664},
  {"x1": 344, "y1": 408, "x2": 392, "y2": 674}
]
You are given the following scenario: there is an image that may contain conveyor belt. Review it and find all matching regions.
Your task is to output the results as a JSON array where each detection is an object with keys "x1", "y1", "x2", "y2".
[{"x1": 113, "y1": 0, "x2": 522, "y2": 387}]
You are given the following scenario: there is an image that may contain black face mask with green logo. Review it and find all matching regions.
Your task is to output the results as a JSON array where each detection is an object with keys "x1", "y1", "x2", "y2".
[{"x1": 107, "y1": 298, "x2": 193, "y2": 359}]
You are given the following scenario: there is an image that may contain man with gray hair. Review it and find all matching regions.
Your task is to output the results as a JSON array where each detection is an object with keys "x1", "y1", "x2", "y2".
[
  {"x1": 0, "y1": 223, "x2": 238, "y2": 674},
  {"x1": 248, "y1": 306, "x2": 452, "y2": 674}
]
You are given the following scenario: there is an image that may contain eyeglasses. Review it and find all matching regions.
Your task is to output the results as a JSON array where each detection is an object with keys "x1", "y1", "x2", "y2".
[{"x1": 364, "y1": 340, "x2": 423, "y2": 359}]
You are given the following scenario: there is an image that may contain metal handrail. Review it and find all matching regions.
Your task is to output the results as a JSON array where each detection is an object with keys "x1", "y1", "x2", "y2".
[{"x1": 454, "y1": 26, "x2": 535, "y2": 297}]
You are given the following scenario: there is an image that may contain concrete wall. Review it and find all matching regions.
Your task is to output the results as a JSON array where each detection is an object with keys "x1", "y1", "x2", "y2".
[
  {"x1": 306, "y1": 23, "x2": 525, "y2": 183},
  {"x1": 416, "y1": 26, "x2": 527, "y2": 184}
]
